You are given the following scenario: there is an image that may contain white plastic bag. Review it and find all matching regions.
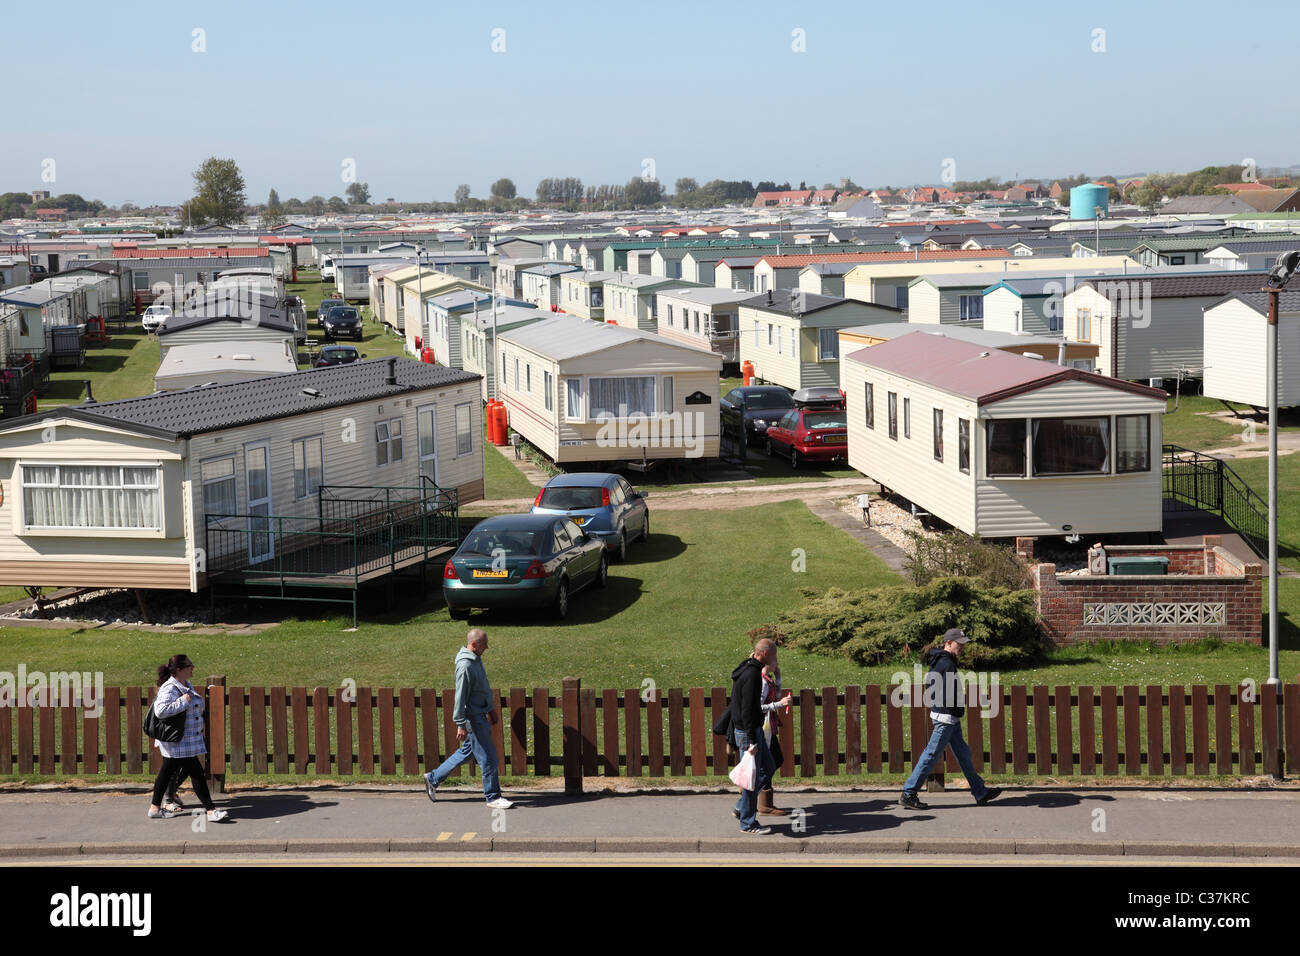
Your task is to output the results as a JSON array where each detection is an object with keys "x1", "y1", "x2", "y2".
[{"x1": 729, "y1": 749, "x2": 756, "y2": 790}]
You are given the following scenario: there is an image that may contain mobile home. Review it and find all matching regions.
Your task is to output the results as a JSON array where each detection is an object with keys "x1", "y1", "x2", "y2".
[{"x1": 1203, "y1": 291, "x2": 1300, "y2": 407}]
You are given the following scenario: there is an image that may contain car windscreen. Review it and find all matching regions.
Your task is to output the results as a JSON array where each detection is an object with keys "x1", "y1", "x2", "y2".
[
  {"x1": 747, "y1": 392, "x2": 793, "y2": 409},
  {"x1": 538, "y1": 487, "x2": 604, "y2": 510},
  {"x1": 804, "y1": 412, "x2": 846, "y2": 429},
  {"x1": 329, "y1": 309, "x2": 358, "y2": 320},
  {"x1": 461, "y1": 527, "x2": 544, "y2": 556}
]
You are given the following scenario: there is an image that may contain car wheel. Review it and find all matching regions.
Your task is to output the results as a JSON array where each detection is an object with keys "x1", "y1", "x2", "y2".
[
  {"x1": 790, "y1": 449, "x2": 801, "y2": 469},
  {"x1": 615, "y1": 531, "x2": 627, "y2": 563},
  {"x1": 447, "y1": 604, "x2": 469, "y2": 621},
  {"x1": 553, "y1": 579, "x2": 569, "y2": 620},
  {"x1": 638, "y1": 511, "x2": 650, "y2": 543},
  {"x1": 595, "y1": 554, "x2": 608, "y2": 588},
  {"x1": 765, "y1": 438, "x2": 775, "y2": 457}
]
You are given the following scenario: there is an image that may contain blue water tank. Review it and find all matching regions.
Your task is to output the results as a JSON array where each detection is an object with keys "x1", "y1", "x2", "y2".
[{"x1": 1070, "y1": 183, "x2": 1110, "y2": 220}]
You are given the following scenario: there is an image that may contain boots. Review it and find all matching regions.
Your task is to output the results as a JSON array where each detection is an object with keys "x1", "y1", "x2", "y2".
[{"x1": 757, "y1": 788, "x2": 787, "y2": 816}]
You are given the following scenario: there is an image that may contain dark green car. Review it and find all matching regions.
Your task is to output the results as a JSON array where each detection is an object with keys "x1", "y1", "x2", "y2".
[{"x1": 443, "y1": 513, "x2": 607, "y2": 621}]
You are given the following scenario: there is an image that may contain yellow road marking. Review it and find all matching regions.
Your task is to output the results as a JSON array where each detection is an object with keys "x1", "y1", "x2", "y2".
[
  {"x1": 460, "y1": 832, "x2": 477, "y2": 841},
  {"x1": 436, "y1": 832, "x2": 452, "y2": 841}
]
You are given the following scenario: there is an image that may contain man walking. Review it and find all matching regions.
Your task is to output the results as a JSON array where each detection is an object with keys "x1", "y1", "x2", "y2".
[
  {"x1": 423, "y1": 629, "x2": 513, "y2": 809},
  {"x1": 899, "y1": 628, "x2": 1002, "y2": 810},
  {"x1": 729, "y1": 638, "x2": 781, "y2": 834}
]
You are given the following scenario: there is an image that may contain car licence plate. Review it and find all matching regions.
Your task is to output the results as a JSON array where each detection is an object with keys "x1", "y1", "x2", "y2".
[
  {"x1": 824, "y1": 435, "x2": 846, "y2": 443},
  {"x1": 472, "y1": 570, "x2": 509, "y2": 579},
  {"x1": 571, "y1": 516, "x2": 587, "y2": 525}
]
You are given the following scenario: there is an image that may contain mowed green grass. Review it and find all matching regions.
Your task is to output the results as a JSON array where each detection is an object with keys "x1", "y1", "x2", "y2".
[{"x1": 0, "y1": 502, "x2": 902, "y2": 691}]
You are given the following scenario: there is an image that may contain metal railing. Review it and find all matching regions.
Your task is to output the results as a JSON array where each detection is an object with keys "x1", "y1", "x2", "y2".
[{"x1": 1162, "y1": 444, "x2": 1267, "y2": 557}]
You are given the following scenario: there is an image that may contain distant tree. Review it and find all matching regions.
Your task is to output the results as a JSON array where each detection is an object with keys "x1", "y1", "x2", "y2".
[
  {"x1": 188, "y1": 157, "x2": 247, "y2": 226},
  {"x1": 755, "y1": 181, "x2": 778, "y2": 193},
  {"x1": 455, "y1": 184, "x2": 471, "y2": 204},
  {"x1": 305, "y1": 195, "x2": 326, "y2": 216},
  {"x1": 490, "y1": 178, "x2": 517, "y2": 199},
  {"x1": 675, "y1": 177, "x2": 699, "y2": 196},
  {"x1": 327, "y1": 196, "x2": 347, "y2": 213},
  {"x1": 263, "y1": 188, "x2": 285, "y2": 228},
  {"x1": 840, "y1": 177, "x2": 861, "y2": 192},
  {"x1": 1127, "y1": 185, "x2": 1160, "y2": 212},
  {"x1": 282, "y1": 196, "x2": 304, "y2": 213},
  {"x1": 385, "y1": 196, "x2": 395, "y2": 204},
  {"x1": 624, "y1": 177, "x2": 665, "y2": 207},
  {"x1": 345, "y1": 182, "x2": 371, "y2": 205},
  {"x1": 0, "y1": 192, "x2": 30, "y2": 219}
]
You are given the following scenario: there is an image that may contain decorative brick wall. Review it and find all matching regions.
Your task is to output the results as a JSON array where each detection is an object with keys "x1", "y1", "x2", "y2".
[{"x1": 1030, "y1": 536, "x2": 1263, "y2": 645}]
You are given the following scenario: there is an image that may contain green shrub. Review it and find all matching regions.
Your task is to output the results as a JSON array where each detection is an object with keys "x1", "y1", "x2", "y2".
[
  {"x1": 749, "y1": 577, "x2": 1045, "y2": 668},
  {"x1": 905, "y1": 531, "x2": 1032, "y2": 590}
]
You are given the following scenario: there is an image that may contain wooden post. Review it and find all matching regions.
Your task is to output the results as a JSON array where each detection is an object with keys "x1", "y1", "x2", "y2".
[
  {"x1": 561, "y1": 677, "x2": 582, "y2": 795},
  {"x1": 205, "y1": 675, "x2": 226, "y2": 794}
]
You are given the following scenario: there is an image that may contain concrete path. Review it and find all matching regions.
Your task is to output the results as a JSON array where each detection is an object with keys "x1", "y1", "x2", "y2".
[{"x1": 2, "y1": 787, "x2": 1298, "y2": 860}]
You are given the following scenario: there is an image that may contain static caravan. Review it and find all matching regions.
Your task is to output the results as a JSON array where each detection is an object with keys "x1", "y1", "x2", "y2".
[
  {"x1": 157, "y1": 310, "x2": 298, "y2": 364},
  {"x1": 1203, "y1": 291, "x2": 1300, "y2": 407},
  {"x1": 0, "y1": 257, "x2": 32, "y2": 290},
  {"x1": 154, "y1": 342, "x2": 298, "y2": 390},
  {"x1": 1066, "y1": 271, "x2": 1267, "y2": 381},
  {"x1": 520, "y1": 263, "x2": 581, "y2": 310},
  {"x1": 842, "y1": 333, "x2": 1166, "y2": 538},
  {"x1": 558, "y1": 270, "x2": 616, "y2": 320},
  {"x1": 56, "y1": 262, "x2": 131, "y2": 319},
  {"x1": 797, "y1": 262, "x2": 858, "y2": 297},
  {"x1": 738, "y1": 290, "x2": 901, "y2": 390},
  {"x1": 656, "y1": 287, "x2": 753, "y2": 367},
  {"x1": 0, "y1": 358, "x2": 484, "y2": 593},
  {"x1": 401, "y1": 272, "x2": 490, "y2": 356},
  {"x1": 112, "y1": 252, "x2": 272, "y2": 308},
  {"x1": 838, "y1": 323, "x2": 1100, "y2": 368},
  {"x1": 0, "y1": 282, "x2": 82, "y2": 360},
  {"x1": 493, "y1": 258, "x2": 556, "y2": 300},
  {"x1": 368, "y1": 263, "x2": 407, "y2": 321},
  {"x1": 714, "y1": 257, "x2": 762, "y2": 292},
  {"x1": 424, "y1": 290, "x2": 531, "y2": 369},
  {"x1": 496, "y1": 315, "x2": 721, "y2": 464},
  {"x1": 601, "y1": 274, "x2": 700, "y2": 333},
  {"x1": 462, "y1": 305, "x2": 547, "y2": 402}
]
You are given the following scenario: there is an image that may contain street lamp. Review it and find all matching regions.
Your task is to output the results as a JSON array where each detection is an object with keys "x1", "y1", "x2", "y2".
[
  {"x1": 488, "y1": 251, "x2": 500, "y2": 400},
  {"x1": 1263, "y1": 249, "x2": 1299, "y2": 690}
]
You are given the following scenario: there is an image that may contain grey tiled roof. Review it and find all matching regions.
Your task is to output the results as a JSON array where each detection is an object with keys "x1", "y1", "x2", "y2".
[{"x1": 33, "y1": 358, "x2": 480, "y2": 438}]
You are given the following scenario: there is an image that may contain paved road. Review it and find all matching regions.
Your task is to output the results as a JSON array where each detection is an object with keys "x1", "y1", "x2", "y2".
[{"x1": 2, "y1": 787, "x2": 1298, "y2": 860}]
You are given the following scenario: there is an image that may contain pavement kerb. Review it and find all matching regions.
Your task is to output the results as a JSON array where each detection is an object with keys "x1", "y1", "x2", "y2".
[{"x1": 0, "y1": 837, "x2": 1293, "y2": 859}]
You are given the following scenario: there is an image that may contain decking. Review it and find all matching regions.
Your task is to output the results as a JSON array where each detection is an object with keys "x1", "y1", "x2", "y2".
[{"x1": 204, "y1": 480, "x2": 460, "y2": 626}]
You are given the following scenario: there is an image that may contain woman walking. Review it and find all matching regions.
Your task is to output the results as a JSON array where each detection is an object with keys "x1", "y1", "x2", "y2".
[
  {"x1": 757, "y1": 661, "x2": 791, "y2": 816},
  {"x1": 147, "y1": 655, "x2": 228, "y2": 821}
]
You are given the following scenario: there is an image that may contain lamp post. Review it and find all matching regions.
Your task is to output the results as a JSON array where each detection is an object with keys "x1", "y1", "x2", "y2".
[
  {"x1": 1263, "y1": 250, "x2": 1299, "y2": 691},
  {"x1": 488, "y1": 251, "x2": 500, "y2": 401},
  {"x1": 416, "y1": 243, "x2": 424, "y2": 356}
]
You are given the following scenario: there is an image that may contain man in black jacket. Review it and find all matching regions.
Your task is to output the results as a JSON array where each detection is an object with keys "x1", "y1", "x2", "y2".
[
  {"x1": 900, "y1": 628, "x2": 1002, "y2": 810},
  {"x1": 729, "y1": 638, "x2": 779, "y2": 833}
]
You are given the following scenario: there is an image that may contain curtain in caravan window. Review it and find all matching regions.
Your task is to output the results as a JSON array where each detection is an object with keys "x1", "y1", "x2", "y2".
[
  {"x1": 1116, "y1": 415, "x2": 1150, "y2": 472},
  {"x1": 661, "y1": 376, "x2": 674, "y2": 415},
  {"x1": 985, "y1": 419, "x2": 1027, "y2": 476},
  {"x1": 23, "y1": 464, "x2": 160, "y2": 529},
  {"x1": 589, "y1": 376, "x2": 655, "y2": 417},
  {"x1": 1032, "y1": 417, "x2": 1110, "y2": 475},
  {"x1": 565, "y1": 378, "x2": 584, "y2": 420}
]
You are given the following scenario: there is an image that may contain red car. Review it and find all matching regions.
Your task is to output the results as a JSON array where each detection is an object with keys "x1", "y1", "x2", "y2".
[{"x1": 764, "y1": 405, "x2": 848, "y2": 467}]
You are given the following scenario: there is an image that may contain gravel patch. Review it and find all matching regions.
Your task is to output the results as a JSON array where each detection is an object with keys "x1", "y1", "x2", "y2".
[{"x1": 2, "y1": 589, "x2": 274, "y2": 630}]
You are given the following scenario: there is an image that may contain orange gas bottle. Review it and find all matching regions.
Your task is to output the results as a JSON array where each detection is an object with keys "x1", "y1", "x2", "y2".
[
  {"x1": 485, "y1": 400, "x2": 500, "y2": 443},
  {"x1": 421, "y1": 347, "x2": 435, "y2": 364},
  {"x1": 742, "y1": 360, "x2": 755, "y2": 386},
  {"x1": 492, "y1": 403, "x2": 510, "y2": 446}
]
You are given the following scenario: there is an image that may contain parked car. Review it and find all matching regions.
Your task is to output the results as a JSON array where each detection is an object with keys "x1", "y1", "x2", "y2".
[
  {"x1": 720, "y1": 385, "x2": 795, "y2": 441},
  {"x1": 443, "y1": 513, "x2": 607, "y2": 620},
  {"x1": 763, "y1": 406, "x2": 848, "y2": 468},
  {"x1": 321, "y1": 305, "x2": 362, "y2": 341},
  {"x1": 791, "y1": 386, "x2": 846, "y2": 410},
  {"x1": 29, "y1": 263, "x2": 48, "y2": 279},
  {"x1": 530, "y1": 472, "x2": 649, "y2": 562},
  {"x1": 314, "y1": 345, "x2": 366, "y2": 367},
  {"x1": 316, "y1": 298, "x2": 344, "y2": 328},
  {"x1": 141, "y1": 303, "x2": 172, "y2": 333}
]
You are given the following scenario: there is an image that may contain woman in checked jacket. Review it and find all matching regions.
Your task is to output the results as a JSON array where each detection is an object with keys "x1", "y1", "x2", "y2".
[{"x1": 147, "y1": 654, "x2": 229, "y2": 821}]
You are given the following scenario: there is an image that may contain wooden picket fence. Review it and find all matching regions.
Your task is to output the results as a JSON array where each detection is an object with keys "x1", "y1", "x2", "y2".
[{"x1": 3, "y1": 677, "x2": 1298, "y2": 792}]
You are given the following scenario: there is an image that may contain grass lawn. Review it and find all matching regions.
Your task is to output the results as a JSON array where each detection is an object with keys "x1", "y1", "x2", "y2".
[
  {"x1": 478, "y1": 444, "x2": 539, "y2": 502},
  {"x1": 38, "y1": 328, "x2": 162, "y2": 409},
  {"x1": 1161, "y1": 395, "x2": 1245, "y2": 451}
]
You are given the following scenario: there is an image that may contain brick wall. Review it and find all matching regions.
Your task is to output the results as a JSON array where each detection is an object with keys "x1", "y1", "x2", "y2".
[{"x1": 1030, "y1": 536, "x2": 1263, "y2": 645}]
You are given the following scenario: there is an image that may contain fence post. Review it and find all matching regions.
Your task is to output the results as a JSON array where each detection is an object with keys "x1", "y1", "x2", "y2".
[
  {"x1": 561, "y1": 677, "x2": 582, "y2": 795},
  {"x1": 205, "y1": 675, "x2": 226, "y2": 795}
]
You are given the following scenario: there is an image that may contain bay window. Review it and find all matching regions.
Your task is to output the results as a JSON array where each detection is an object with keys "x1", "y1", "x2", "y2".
[
  {"x1": 985, "y1": 419, "x2": 1027, "y2": 477},
  {"x1": 1032, "y1": 417, "x2": 1110, "y2": 475},
  {"x1": 589, "y1": 376, "x2": 655, "y2": 418},
  {"x1": 1116, "y1": 414, "x2": 1150, "y2": 473}
]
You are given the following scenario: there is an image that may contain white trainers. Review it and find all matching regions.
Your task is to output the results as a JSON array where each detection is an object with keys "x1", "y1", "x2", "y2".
[
  {"x1": 486, "y1": 797, "x2": 514, "y2": 810},
  {"x1": 206, "y1": 808, "x2": 229, "y2": 822},
  {"x1": 147, "y1": 807, "x2": 175, "y2": 819}
]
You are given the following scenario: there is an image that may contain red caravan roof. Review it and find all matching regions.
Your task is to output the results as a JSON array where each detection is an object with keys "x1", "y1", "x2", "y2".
[{"x1": 846, "y1": 332, "x2": 1165, "y2": 405}]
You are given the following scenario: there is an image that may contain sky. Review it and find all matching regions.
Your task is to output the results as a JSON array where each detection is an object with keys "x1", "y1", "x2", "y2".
[{"x1": 2, "y1": 0, "x2": 1295, "y2": 206}]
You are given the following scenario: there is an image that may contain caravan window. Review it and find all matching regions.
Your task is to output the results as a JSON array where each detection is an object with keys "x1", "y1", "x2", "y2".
[
  {"x1": 1116, "y1": 415, "x2": 1150, "y2": 473},
  {"x1": 200, "y1": 457, "x2": 237, "y2": 515},
  {"x1": 986, "y1": 419, "x2": 1027, "y2": 477},
  {"x1": 376, "y1": 418, "x2": 404, "y2": 466},
  {"x1": 1032, "y1": 417, "x2": 1109, "y2": 475},
  {"x1": 22, "y1": 463, "x2": 161, "y2": 531},
  {"x1": 588, "y1": 376, "x2": 655, "y2": 418},
  {"x1": 293, "y1": 436, "x2": 324, "y2": 499}
]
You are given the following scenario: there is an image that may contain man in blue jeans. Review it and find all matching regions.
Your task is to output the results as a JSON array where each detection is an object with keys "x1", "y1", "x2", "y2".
[
  {"x1": 900, "y1": 628, "x2": 1002, "y2": 810},
  {"x1": 729, "y1": 639, "x2": 781, "y2": 833},
  {"x1": 424, "y1": 629, "x2": 513, "y2": 809}
]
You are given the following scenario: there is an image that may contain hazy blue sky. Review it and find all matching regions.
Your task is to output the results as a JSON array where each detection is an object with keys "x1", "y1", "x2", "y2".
[{"x1": 3, "y1": 0, "x2": 1294, "y2": 205}]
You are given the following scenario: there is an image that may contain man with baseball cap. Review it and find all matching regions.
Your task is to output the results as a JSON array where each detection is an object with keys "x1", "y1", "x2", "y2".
[{"x1": 899, "y1": 627, "x2": 1002, "y2": 810}]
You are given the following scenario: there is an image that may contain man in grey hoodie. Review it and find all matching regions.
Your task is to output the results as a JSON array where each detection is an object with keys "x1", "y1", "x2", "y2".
[{"x1": 423, "y1": 629, "x2": 513, "y2": 809}]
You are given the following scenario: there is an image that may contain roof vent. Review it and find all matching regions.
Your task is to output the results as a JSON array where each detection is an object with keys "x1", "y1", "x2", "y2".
[
  {"x1": 302, "y1": 387, "x2": 323, "y2": 398},
  {"x1": 1024, "y1": 351, "x2": 1044, "y2": 360},
  {"x1": 979, "y1": 351, "x2": 991, "y2": 358},
  {"x1": 232, "y1": 353, "x2": 253, "y2": 361},
  {"x1": 83, "y1": 381, "x2": 95, "y2": 403},
  {"x1": 385, "y1": 357, "x2": 398, "y2": 386}
]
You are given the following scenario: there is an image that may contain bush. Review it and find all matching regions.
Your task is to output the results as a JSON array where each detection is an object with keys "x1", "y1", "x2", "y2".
[
  {"x1": 905, "y1": 531, "x2": 1032, "y2": 590},
  {"x1": 749, "y1": 577, "x2": 1045, "y2": 668}
]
